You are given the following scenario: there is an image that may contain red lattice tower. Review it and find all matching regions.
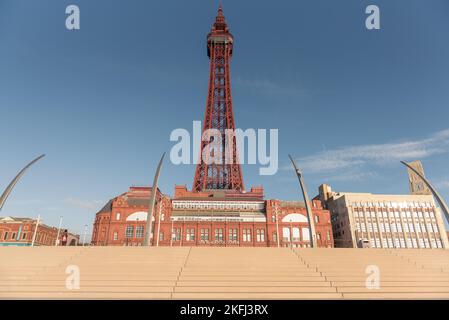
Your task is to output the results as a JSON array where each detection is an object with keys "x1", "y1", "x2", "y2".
[{"x1": 193, "y1": 5, "x2": 245, "y2": 192}]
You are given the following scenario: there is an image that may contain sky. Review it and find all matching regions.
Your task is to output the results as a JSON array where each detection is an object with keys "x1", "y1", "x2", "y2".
[{"x1": 0, "y1": 0, "x2": 449, "y2": 238}]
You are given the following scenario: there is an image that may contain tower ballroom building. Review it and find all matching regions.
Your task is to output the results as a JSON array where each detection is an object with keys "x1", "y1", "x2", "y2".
[{"x1": 91, "y1": 6, "x2": 334, "y2": 248}]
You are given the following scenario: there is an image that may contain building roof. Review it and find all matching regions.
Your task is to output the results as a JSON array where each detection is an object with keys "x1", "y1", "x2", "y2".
[
  {"x1": 98, "y1": 200, "x2": 113, "y2": 214},
  {"x1": 96, "y1": 186, "x2": 163, "y2": 213},
  {"x1": 280, "y1": 201, "x2": 306, "y2": 208}
]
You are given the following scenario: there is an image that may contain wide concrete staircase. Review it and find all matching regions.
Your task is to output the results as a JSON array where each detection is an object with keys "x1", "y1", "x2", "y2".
[{"x1": 0, "y1": 247, "x2": 448, "y2": 299}]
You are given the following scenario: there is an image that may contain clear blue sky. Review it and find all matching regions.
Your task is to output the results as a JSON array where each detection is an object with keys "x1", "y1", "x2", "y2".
[{"x1": 1, "y1": 0, "x2": 449, "y2": 238}]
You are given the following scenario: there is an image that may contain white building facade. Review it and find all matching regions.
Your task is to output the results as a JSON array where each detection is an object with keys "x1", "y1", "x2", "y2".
[{"x1": 319, "y1": 185, "x2": 449, "y2": 249}]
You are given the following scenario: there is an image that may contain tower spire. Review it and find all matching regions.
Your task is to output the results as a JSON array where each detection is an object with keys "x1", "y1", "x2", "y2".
[{"x1": 212, "y1": 2, "x2": 228, "y2": 32}]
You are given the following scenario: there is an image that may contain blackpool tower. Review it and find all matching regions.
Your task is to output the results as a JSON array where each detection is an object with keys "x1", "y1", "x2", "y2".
[{"x1": 193, "y1": 5, "x2": 245, "y2": 192}]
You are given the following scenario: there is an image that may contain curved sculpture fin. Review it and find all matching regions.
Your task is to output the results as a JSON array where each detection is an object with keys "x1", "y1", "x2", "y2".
[
  {"x1": 0, "y1": 154, "x2": 45, "y2": 212},
  {"x1": 144, "y1": 152, "x2": 166, "y2": 246}
]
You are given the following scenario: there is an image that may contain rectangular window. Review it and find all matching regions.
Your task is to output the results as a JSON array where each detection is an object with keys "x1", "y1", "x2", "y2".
[
  {"x1": 200, "y1": 229, "x2": 209, "y2": 241},
  {"x1": 159, "y1": 232, "x2": 164, "y2": 241},
  {"x1": 186, "y1": 228, "x2": 195, "y2": 241},
  {"x1": 282, "y1": 227, "x2": 290, "y2": 241},
  {"x1": 125, "y1": 226, "x2": 134, "y2": 238},
  {"x1": 243, "y1": 229, "x2": 251, "y2": 242},
  {"x1": 135, "y1": 226, "x2": 144, "y2": 238},
  {"x1": 256, "y1": 229, "x2": 265, "y2": 242},
  {"x1": 228, "y1": 228, "x2": 238, "y2": 241},
  {"x1": 273, "y1": 232, "x2": 277, "y2": 242},
  {"x1": 113, "y1": 232, "x2": 118, "y2": 241},
  {"x1": 172, "y1": 228, "x2": 181, "y2": 241},
  {"x1": 302, "y1": 228, "x2": 310, "y2": 241},
  {"x1": 215, "y1": 228, "x2": 223, "y2": 242}
]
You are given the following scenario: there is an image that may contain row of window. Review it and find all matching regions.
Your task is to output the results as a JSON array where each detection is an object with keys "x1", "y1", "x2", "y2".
[
  {"x1": 361, "y1": 236, "x2": 443, "y2": 249},
  {"x1": 282, "y1": 228, "x2": 331, "y2": 242},
  {"x1": 1, "y1": 231, "x2": 27, "y2": 241},
  {"x1": 355, "y1": 221, "x2": 441, "y2": 235},
  {"x1": 116, "y1": 226, "x2": 332, "y2": 243},
  {"x1": 172, "y1": 201, "x2": 264, "y2": 211},
  {"x1": 0, "y1": 231, "x2": 54, "y2": 244},
  {"x1": 171, "y1": 228, "x2": 266, "y2": 242},
  {"x1": 124, "y1": 226, "x2": 144, "y2": 238},
  {"x1": 354, "y1": 210, "x2": 437, "y2": 219},
  {"x1": 351, "y1": 201, "x2": 433, "y2": 209}
]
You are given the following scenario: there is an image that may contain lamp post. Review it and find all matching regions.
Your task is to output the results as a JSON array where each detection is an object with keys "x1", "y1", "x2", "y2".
[
  {"x1": 82, "y1": 224, "x2": 88, "y2": 246},
  {"x1": 180, "y1": 223, "x2": 183, "y2": 247},
  {"x1": 55, "y1": 216, "x2": 63, "y2": 246},
  {"x1": 289, "y1": 155, "x2": 318, "y2": 248},
  {"x1": 289, "y1": 219, "x2": 293, "y2": 248},
  {"x1": 144, "y1": 152, "x2": 166, "y2": 246},
  {"x1": 275, "y1": 203, "x2": 280, "y2": 248},
  {"x1": 170, "y1": 218, "x2": 174, "y2": 247}
]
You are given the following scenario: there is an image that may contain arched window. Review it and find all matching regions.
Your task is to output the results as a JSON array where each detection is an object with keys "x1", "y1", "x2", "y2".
[{"x1": 282, "y1": 214, "x2": 308, "y2": 223}]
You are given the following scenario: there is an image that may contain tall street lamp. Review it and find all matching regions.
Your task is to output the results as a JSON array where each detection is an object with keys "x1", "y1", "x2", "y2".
[
  {"x1": 55, "y1": 216, "x2": 63, "y2": 246},
  {"x1": 82, "y1": 224, "x2": 88, "y2": 246}
]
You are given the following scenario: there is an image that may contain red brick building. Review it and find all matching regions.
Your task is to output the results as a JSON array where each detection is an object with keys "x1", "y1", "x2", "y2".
[
  {"x1": 0, "y1": 216, "x2": 79, "y2": 246},
  {"x1": 91, "y1": 186, "x2": 333, "y2": 248},
  {"x1": 92, "y1": 6, "x2": 334, "y2": 248}
]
